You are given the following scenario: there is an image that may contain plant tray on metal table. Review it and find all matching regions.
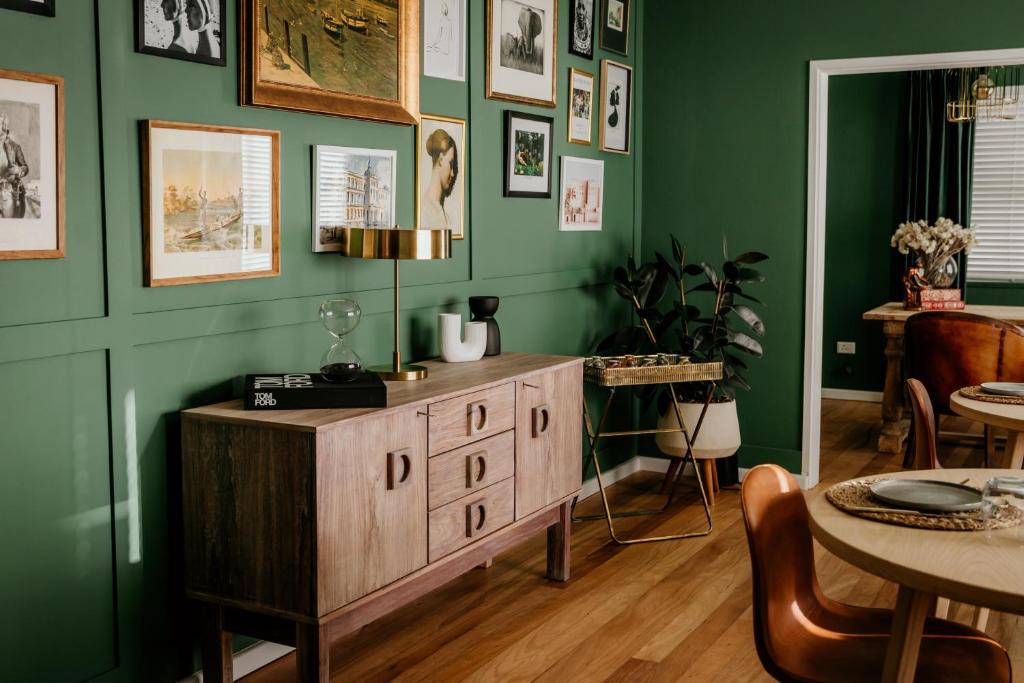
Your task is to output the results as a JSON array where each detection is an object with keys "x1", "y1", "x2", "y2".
[{"x1": 584, "y1": 358, "x2": 723, "y2": 387}]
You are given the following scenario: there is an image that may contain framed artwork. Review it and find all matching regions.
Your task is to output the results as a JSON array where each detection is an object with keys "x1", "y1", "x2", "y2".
[
  {"x1": 0, "y1": 69, "x2": 64, "y2": 260},
  {"x1": 417, "y1": 114, "x2": 465, "y2": 239},
  {"x1": 423, "y1": 0, "x2": 466, "y2": 81},
  {"x1": 241, "y1": 0, "x2": 419, "y2": 125},
  {"x1": 486, "y1": 0, "x2": 557, "y2": 108},
  {"x1": 599, "y1": 59, "x2": 631, "y2": 154},
  {"x1": 568, "y1": 0, "x2": 593, "y2": 59},
  {"x1": 136, "y1": 0, "x2": 227, "y2": 67},
  {"x1": 559, "y1": 156, "x2": 603, "y2": 231},
  {"x1": 313, "y1": 145, "x2": 397, "y2": 253},
  {"x1": 503, "y1": 110, "x2": 552, "y2": 198},
  {"x1": 599, "y1": 0, "x2": 628, "y2": 55},
  {"x1": 568, "y1": 68, "x2": 593, "y2": 145},
  {"x1": 0, "y1": 0, "x2": 54, "y2": 17},
  {"x1": 142, "y1": 120, "x2": 280, "y2": 286}
]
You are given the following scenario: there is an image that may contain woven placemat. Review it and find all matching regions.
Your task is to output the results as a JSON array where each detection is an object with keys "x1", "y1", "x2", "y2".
[
  {"x1": 825, "y1": 479, "x2": 1024, "y2": 531},
  {"x1": 959, "y1": 385, "x2": 1024, "y2": 406}
]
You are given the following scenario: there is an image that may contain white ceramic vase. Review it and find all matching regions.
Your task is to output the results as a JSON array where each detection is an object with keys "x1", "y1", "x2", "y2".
[
  {"x1": 655, "y1": 399, "x2": 741, "y2": 460},
  {"x1": 438, "y1": 313, "x2": 487, "y2": 362}
]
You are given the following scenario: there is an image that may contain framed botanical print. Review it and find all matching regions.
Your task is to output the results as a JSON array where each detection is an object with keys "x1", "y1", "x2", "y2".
[
  {"x1": 136, "y1": 0, "x2": 227, "y2": 67},
  {"x1": 142, "y1": 120, "x2": 280, "y2": 286},
  {"x1": 241, "y1": 0, "x2": 419, "y2": 125},
  {"x1": 503, "y1": 110, "x2": 552, "y2": 198},
  {"x1": 0, "y1": 0, "x2": 54, "y2": 17},
  {"x1": 599, "y1": 0, "x2": 628, "y2": 55},
  {"x1": 423, "y1": 0, "x2": 466, "y2": 81},
  {"x1": 0, "y1": 69, "x2": 63, "y2": 260},
  {"x1": 568, "y1": 67, "x2": 593, "y2": 145},
  {"x1": 599, "y1": 59, "x2": 631, "y2": 154},
  {"x1": 559, "y1": 156, "x2": 603, "y2": 231},
  {"x1": 486, "y1": 0, "x2": 557, "y2": 108},
  {"x1": 417, "y1": 114, "x2": 465, "y2": 239},
  {"x1": 568, "y1": 0, "x2": 593, "y2": 59},
  {"x1": 313, "y1": 145, "x2": 396, "y2": 252}
]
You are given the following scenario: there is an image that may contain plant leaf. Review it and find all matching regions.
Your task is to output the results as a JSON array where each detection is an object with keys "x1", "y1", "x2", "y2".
[
  {"x1": 734, "y1": 251, "x2": 769, "y2": 264},
  {"x1": 656, "y1": 252, "x2": 679, "y2": 283},
  {"x1": 734, "y1": 290, "x2": 764, "y2": 305},
  {"x1": 686, "y1": 282, "x2": 719, "y2": 294},
  {"x1": 730, "y1": 332, "x2": 764, "y2": 357},
  {"x1": 732, "y1": 304, "x2": 765, "y2": 336},
  {"x1": 700, "y1": 262, "x2": 720, "y2": 287},
  {"x1": 682, "y1": 263, "x2": 704, "y2": 276},
  {"x1": 736, "y1": 267, "x2": 765, "y2": 284},
  {"x1": 671, "y1": 236, "x2": 684, "y2": 265}
]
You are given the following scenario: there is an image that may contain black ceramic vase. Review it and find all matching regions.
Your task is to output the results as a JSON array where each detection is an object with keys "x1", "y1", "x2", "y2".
[{"x1": 469, "y1": 296, "x2": 501, "y2": 356}]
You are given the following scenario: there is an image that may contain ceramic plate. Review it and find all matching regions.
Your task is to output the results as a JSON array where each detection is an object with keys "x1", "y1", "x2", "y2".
[
  {"x1": 980, "y1": 382, "x2": 1024, "y2": 397},
  {"x1": 869, "y1": 479, "x2": 982, "y2": 513}
]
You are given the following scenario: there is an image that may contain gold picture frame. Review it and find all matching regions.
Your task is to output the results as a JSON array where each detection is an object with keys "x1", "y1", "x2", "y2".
[
  {"x1": 486, "y1": 0, "x2": 558, "y2": 107},
  {"x1": 568, "y1": 67, "x2": 594, "y2": 145},
  {"x1": 599, "y1": 58, "x2": 632, "y2": 155},
  {"x1": 241, "y1": 0, "x2": 419, "y2": 125},
  {"x1": 417, "y1": 113, "x2": 466, "y2": 240}
]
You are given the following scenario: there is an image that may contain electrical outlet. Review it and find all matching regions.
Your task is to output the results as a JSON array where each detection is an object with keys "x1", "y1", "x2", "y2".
[{"x1": 836, "y1": 341, "x2": 856, "y2": 355}]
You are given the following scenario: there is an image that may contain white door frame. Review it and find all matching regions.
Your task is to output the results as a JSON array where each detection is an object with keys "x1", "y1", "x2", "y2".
[{"x1": 801, "y1": 47, "x2": 1024, "y2": 488}]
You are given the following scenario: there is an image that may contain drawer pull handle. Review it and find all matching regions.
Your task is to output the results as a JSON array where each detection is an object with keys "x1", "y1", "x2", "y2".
[
  {"x1": 465, "y1": 452, "x2": 487, "y2": 487},
  {"x1": 466, "y1": 499, "x2": 488, "y2": 537},
  {"x1": 467, "y1": 401, "x2": 489, "y2": 435},
  {"x1": 386, "y1": 449, "x2": 412, "y2": 490},
  {"x1": 532, "y1": 404, "x2": 551, "y2": 437}
]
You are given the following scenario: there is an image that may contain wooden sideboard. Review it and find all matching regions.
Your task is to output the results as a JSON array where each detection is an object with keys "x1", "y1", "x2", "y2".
[{"x1": 180, "y1": 353, "x2": 583, "y2": 682}]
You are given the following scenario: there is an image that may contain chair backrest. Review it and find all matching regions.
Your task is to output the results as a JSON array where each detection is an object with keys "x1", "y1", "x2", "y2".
[
  {"x1": 905, "y1": 378, "x2": 940, "y2": 470},
  {"x1": 904, "y1": 312, "x2": 1024, "y2": 416}
]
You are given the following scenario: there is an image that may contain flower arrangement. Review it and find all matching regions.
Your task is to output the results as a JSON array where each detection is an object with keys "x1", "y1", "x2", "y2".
[{"x1": 890, "y1": 218, "x2": 978, "y2": 288}]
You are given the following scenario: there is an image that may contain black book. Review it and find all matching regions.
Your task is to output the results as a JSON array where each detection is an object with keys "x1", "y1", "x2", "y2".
[{"x1": 244, "y1": 372, "x2": 387, "y2": 410}]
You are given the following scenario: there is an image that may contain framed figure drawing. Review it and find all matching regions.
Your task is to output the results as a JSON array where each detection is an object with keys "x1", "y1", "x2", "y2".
[
  {"x1": 136, "y1": 0, "x2": 227, "y2": 66},
  {"x1": 559, "y1": 156, "x2": 603, "y2": 231},
  {"x1": 600, "y1": 59, "x2": 631, "y2": 154},
  {"x1": 313, "y1": 145, "x2": 397, "y2": 252},
  {"x1": 0, "y1": 0, "x2": 54, "y2": 16},
  {"x1": 599, "y1": 0, "x2": 628, "y2": 55},
  {"x1": 417, "y1": 115, "x2": 465, "y2": 239},
  {"x1": 486, "y1": 0, "x2": 557, "y2": 107},
  {"x1": 568, "y1": 0, "x2": 593, "y2": 59},
  {"x1": 423, "y1": 0, "x2": 466, "y2": 81},
  {"x1": 503, "y1": 110, "x2": 552, "y2": 198},
  {"x1": 568, "y1": 68, "x2": 593, "y2": 145},
  {"x1": 0, "y1": 69, "x2": 63, "y2": 260},
  {"x1": 242, "y1": 0, "x2": 419, "y2": 124},
  {"x1": 142, "y1": 120, "x2": 280, "y2": 286}
]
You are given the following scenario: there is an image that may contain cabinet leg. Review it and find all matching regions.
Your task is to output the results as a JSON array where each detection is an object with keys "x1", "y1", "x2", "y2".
[
  {"x1": 879, "y1": 323, "x2": 909, "y2": 454},
  {"x1": 296, "y1": 622, "x2": 330, "y2": 683},
  {"x1": 202, "y1": 604, "x2": 232, "y2": 683},
  {"x1": 546, "y1": 501, "x2": 572, "y2": 582},
  {"x1": 477, "y1": 558, "x2": 494, "y2": 569}
]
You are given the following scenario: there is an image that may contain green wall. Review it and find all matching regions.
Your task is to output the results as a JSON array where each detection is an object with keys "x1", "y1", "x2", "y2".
[{"x1": 0, "y1": 1, "x2": 642, "y2": 680}]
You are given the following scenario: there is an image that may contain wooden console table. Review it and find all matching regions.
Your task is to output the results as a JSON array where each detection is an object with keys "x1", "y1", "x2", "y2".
[
  {"x1": 181, "y1": 353, "x2": 583, "y2": 682},
  {"x1": 863, "y1": 303, "x2": 1024, "y2": 453}
]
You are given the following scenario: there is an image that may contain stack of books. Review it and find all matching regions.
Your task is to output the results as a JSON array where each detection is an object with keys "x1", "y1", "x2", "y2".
[
  {"x1": 919, "y1": 289, "x2": 965, "y2": 310},
  {"x1": 244, "y1": 372, "x2": 387, "y2": 410}
]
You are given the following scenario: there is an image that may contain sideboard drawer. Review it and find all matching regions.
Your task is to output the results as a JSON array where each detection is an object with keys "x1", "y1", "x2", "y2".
[
  {"x1": 428, "y1": 478, "x2": 515, "y2": 562},
  {"x1": 428, "y1": 430, "x2": 515, "y2": 510},
  {"x1": 428, "y1": 382, "x2": 516, "y2": 456}
]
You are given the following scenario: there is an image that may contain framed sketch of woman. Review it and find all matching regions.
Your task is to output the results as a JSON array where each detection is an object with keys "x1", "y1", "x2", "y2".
[{"x1": 417, "y1": 114, "x2": 466, "y2": 239}]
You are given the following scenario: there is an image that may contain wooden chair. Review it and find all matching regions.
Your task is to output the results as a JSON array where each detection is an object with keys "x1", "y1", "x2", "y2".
[{"x1": 739, "y1": 464, "x2": 1010, "y2": 683}]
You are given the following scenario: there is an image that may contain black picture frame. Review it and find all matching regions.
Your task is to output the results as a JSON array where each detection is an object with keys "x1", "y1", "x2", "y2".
[
  {"x1": 135, "y1": 0, "x2": 227, "y2": 67},
  {"x1": 503, "y1": 110, "x2": 554, "y2": 198},
  {"x1": 599, "y1": 0, "x2": 629, "y2": 56},
  {"x1": 568, "y1": 0, "x2": 594, "y2": 60},
  {"x1": 0, "y1": 0, "x2": 55, "y2": 16}
]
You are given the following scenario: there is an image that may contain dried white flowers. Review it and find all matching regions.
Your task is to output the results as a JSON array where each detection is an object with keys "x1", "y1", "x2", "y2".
[{"x1": 890, "y1": 218, "x2": 977, "y2": 259}]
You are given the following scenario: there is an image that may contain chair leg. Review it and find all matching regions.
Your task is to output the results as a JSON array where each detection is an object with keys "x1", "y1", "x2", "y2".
[
  {"x1": 972, "y1": 606, "x2": 991, "y2": 633},
  {"x1": 934, "y1": 597, "x2": 950, "y2": 619},
  {"x1": 984, "y1": 425, "x2": 994, "y2": 468},
  {"x1": 660, "y1": 459, "x2": 681, "y2": 495}
]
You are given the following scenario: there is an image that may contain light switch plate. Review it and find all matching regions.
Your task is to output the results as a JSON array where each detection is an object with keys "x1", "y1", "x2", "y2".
[{"x1": 837, "y1": 341, "x2": 856, "y2": 355}]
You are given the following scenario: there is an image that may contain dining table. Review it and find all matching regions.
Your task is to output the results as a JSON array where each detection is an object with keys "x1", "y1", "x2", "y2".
[
  {"x1": 807, "y1": 468, "x2": 1024, "y2": 683},
  {"x1": 950, "y1": 390, "x2": 1024, "y2": 468}
]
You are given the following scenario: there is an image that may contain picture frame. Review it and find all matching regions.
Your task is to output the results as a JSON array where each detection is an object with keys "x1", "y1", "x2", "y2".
[
  {"x1": 599, "y1": 59, "x2": 632, "y2": 154},
  {"x1": 135, "y1": 0, "x2": 227, "y2": 67},
  {"x1": 241, "y1": 0, "x2": 419, "y2": 125},
  {"x1": 503, "y1": 110, "x2": 553, "y2": 198},
  {"x1": 423, "y1": 0, "x2": 466, "y2": 81},
  {"x1": 417, "y1": 114, "x2": 466, "y2": 239},
  {"x1": 0, "y1": 0, "x2": 54, "y2": 17},
  {"x1": 567, "y1": 0, "x2": 593, "y2": 59},
  {"x1": 599, "y1": 0, "x2": 628, "y2": 55},
  {"x1": 559, "y1": 156, "x2": 603, "y2": 231},
  {"x1": 142, "y1": 120, "x2": 280, "y2": 286},
  {"x1": 568, "y1": 67, "x2": 594, "y2": 145},
  {"x1": 0, "y1": 68, "x2": 64, "y2": 260},
  {"x1": 486, "y1": 0, "x2": 557, "y2": 108},
  {"x1": 313, "y1": 145, "x2": 397, "y2": 253}
]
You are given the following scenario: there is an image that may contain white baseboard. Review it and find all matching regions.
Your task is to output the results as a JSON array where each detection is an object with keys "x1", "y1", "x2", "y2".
[
  {"x1": 579, "y1": 455, "x2": 671, "y2": 499},
  {"x1": 177, "y1": 641, "x2": 294, "y2": 683},
  {"x1": 821, "y1": 388, "x2": 883, "y2": 403}
]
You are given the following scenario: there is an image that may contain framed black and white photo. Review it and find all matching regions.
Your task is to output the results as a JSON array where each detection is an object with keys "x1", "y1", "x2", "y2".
[
  {"x1": 568, "y1": 67, "x2": 593, "y2": 145},
  {"x1": 559, "y1": 156, "x2": 603, "y2": 231},
  {"x1": 503, "y1": 110, "x2": 552, "y2": 198},
  {"x1": 599, "y1": 0, "x2": 628, "y2": 55},
  {"x1": 418, "y1": 114, "x2": 465, "y2": 239},
  {"x1": 0, "y1": 0, "x2": 54, "y2": 17},
  {"x1": 599, "y1": 59, "x2": 631, "y2": 154},
  {"x1": 0, "y1": 68, "x2": 63, "y2": 260},
  {"x1": 423, "y1": 0, "x2": 466, "y2": 81},
  {"x1": 568, "y1": 0, "x2": 593, "y2": 59},
  {"x1": 136, "y1": 0, "x2": 226, "y2": 67},
  {"x1": 486, "y1": 0, "x2": 557, "y2": 108},
  {"x1": 313, "y1": 145, "x2": 397, "y2": 252}
]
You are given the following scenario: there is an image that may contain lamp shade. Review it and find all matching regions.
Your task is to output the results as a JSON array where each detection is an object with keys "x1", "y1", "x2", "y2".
[{"x1": 334, "y1": 226, "x2": 451, "y2": 260}]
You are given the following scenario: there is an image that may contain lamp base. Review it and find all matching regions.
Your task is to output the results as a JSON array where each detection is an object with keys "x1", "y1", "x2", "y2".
[{"x1": 370, "y1": 363, "x2": 428, "y2": 381}]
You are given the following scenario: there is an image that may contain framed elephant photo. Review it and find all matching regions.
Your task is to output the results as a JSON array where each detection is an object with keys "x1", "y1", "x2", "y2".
[{"x1": 486, "y1": 0, "x2": 557, "y2": 107}]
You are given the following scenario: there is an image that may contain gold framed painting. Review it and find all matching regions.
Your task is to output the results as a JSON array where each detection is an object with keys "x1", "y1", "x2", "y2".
[
  {"x1": 241, "y1": 0, "x2": 419, "y2": 125},
  {"x1": 486, "y1": 0, "x2": 557, "y2": 107},
  {"x1": 417, "y1": 114, "x2": 465, "y2": 239},
  {"x1": 568, "y1": 67, "x2": 593, "y2": 145},
  {"x1": 599, "y1": 58, "x2": 632, "y2": 154},
  {"x1": 142, "y1": 120, "x2": 281, "y2": 286}
]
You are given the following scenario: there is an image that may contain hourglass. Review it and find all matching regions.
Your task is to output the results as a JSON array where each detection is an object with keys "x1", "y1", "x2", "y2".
[{"x1": 319, "y1": 299, "x2": 363, "y2": 382}]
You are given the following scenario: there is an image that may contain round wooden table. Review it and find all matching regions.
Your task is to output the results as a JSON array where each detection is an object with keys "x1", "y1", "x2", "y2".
[
  {"x1": 808, "y1": 468, "x2": 1024, "y2": 683},
  {"x1": 950, "y1": 391, "x2": 1024, "y2": 468}
]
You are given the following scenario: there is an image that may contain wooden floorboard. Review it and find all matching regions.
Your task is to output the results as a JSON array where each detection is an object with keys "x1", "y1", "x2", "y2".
[{"x1": 240, "y1": 399, "x2": 1023, "y2": 682}]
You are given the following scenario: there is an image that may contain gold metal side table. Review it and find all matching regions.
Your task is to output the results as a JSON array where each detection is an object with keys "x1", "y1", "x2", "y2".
[{"x1": 572, "y1": 359, "x2": 724, "y2": 544}]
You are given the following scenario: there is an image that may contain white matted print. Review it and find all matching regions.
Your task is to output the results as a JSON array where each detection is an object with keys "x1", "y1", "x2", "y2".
[
  {"x1": 418, "y1": 114, "x2": 465, "y2": 238},
  {"x1": 423, "y1": 0, "x2": 466, "y2": 81},
  {"x1": 568, "y1": 67, "x2": 593, "y2": 144},
  {"x1": 314, "y1": 145, "x2": 397, "y2": 252},
  {"x1": 559, "y1": 156, "x2": 602, "y2": 231},
  {"x1": 143, "y1": 121, "x2": 279, "y2": 286},
  {"x1": 600, "y1": 58, "x2": 632, "y2": 154},
  {"x1": 486, "y1": 0, "x2": 557, "y2": 107}
]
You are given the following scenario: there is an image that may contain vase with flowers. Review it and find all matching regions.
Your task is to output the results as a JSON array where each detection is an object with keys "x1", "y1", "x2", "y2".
[{"x1": 890, "y1": 217, "x2": 978, "y2": 291}]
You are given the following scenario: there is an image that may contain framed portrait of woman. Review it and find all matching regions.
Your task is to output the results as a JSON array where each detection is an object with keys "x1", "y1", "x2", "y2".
[
  {"x1": 417, "y1": 114, "x2": 465, "y2": 239},
  {"x1": 136, "y1": 0, "x2": 227, "y2": 67}
]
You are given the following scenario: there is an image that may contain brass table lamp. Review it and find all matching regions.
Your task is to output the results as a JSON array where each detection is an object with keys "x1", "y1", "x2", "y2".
[{"x1": 335, "y1": 227, "x2": 451, "y2": 380}]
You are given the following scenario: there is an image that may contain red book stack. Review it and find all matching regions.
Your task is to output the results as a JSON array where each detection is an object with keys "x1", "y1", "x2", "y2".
[{"x1": 919, "y1": 289, "x2": 965, "y2": 310}]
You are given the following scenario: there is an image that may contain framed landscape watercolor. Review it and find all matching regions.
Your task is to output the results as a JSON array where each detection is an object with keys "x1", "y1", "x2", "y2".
[
  {"x1": 0, "y1": 68, "x2": 64, "y2": 260},
  {"x1": 486, "y1": 0, "x2": 557, "y2": 107},
  {"x1": 568, "y1": 0, "x2": 593, "y2": 59},
  {"x1": 559, "y1": 156, "x2": 603, "y2": 231},
  {"x1": 136, "y1": 0, "x2": 227, "y2": 67},
  {"x1": 0, "y1": 0, "x2": 54, "y2": 16},
  {"x1": 142, "y1": 120, "x2": 280, "y2": 286},
  {"x1": 503, "y1": 110, "x2": 552, "y2": 198},
  {"x1": 599, "y1": 0, "x2": 628, "y2": 55},
  {"x1": 599, "y1": 59, "x2": 631, "y2": 154},
  {"x1": 423, "y1": 0, "x2": 466, "y2": 81},
  {"x1": 568, "y1": 67, "x2": 593, "y2": 145},
  {"x1": 417, "y1": 114, "x2": 465, "y2": 239},
  {"x1": 313, "y1": 145, "x2": 396, "y2": 252},
  {"x1": 241, "y1": 0, "x2": 419, "y2": 124}
]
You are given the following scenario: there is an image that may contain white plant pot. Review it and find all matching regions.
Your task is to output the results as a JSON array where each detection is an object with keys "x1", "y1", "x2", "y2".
[
  {"x1": 438, "y1": 313, "x2": 487, "y2": 362},
  {"x1": 655, "y1": 399, "x2": 741, "y2": 460}
]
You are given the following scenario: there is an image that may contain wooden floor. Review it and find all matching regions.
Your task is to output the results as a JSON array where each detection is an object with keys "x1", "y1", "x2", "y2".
[{"x1": 244, "y1": 399, "x2": 1024, "y2": 682}]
